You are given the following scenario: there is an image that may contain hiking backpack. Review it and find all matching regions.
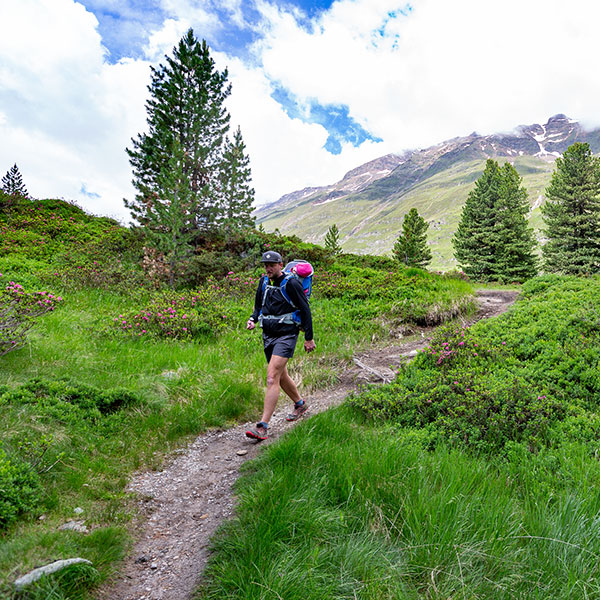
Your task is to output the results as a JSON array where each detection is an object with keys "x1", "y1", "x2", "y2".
[{"x1": 259, "y1": 260, "x2": 314, "y2": 329}]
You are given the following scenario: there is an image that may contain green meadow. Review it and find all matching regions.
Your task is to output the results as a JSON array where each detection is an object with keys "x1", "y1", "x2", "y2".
[
  {"x1": 0, "y1": 196, "x2": 473, "y2": 598},
  {"x1": 198, "y1": 275, "x2": 600, "y2": 599}
]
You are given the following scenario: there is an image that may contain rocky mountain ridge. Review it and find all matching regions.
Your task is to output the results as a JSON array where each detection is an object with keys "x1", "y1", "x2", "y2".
[{"x1": 255, "y1": 115, "x2": 600, "y2": 269}]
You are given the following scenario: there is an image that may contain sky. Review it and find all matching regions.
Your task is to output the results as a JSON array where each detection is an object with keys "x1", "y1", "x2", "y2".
[{"x1": 1, "y1": 0, "x2": 600, "y2": 223}]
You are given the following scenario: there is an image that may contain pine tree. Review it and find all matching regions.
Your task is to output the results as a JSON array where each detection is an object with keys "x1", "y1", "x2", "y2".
[
  {"x1": 218, "y1": 126, "x2": 255, "y2": 231},
  {"x1": 392, "y1": 208, "x2": 432, "y2": 268},
  {"x1": 453, "y1": 159, "x2": 537, "y2": 282},
  {"x1": 1, "y1": 164, "x2": 28, "y2": 197},
  {"x1": 541, "y1": 142, "x2": 600, "y2": 275},
  {"x1": 126, "y1": 29, "x2": 231, "y2": 233},
  {"x1": 493, "y1": 163, "x2": 538, "y2": 281},
  {"x1": 324, "y1": 223, "x2": 342, "y2": 255},
  {"x1": 144, "y1": 140, "x2": 195, "y2": 288}
]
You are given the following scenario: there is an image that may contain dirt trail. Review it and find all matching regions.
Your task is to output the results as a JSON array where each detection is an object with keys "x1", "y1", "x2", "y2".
[{"x1": 97, "y1": 290, "x2": 518, "y2": 600}]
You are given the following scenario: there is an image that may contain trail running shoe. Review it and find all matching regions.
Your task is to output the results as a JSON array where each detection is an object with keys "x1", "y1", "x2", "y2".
[
  {"x1": 286, "y1": 400, "x2": 308, "y2": 422},
  {"x1": 245, "y1": 422, "x2": 269, "y2": 440}
]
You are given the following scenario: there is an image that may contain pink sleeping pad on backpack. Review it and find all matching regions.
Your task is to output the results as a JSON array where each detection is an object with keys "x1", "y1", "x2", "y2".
[{"x1": 295, "y1": 262, "x2": 313, "y2": 278}]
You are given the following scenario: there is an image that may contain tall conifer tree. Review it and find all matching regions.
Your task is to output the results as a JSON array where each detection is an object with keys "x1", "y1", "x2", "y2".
[
  {"x1": 494, "y1": 162, "x2": 538, "y2": 281},
  {"x1": 453, "y1": 159, "x2": 537, "y2": 282},
  {"x1": 145, "y1": 140, "x2": 195, "y2": 288},
  {"x1": 126, "y1": 29, "x2": 231, "y2": 233},
  {"x1": 393, "y1": 208, "x2": 432, "y2": 268},
  {"x1": 541, "y1": 142, "x2": 600, "y2": 274}
]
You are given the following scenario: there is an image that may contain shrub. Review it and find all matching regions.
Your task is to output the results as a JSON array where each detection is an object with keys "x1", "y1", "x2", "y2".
[
  {"x1": 0, "y1": 277, "x2": 63, "y2": 356},
  {"x1": 349, "y1": 275, "x2": 600, "y2": 455},
  {"x1": 110, "y1": 286, "x2": 241, "y2": 340},
  {"x1": 0, "y1": 449, "x2": 42, "y2": 529},
  {"x1": 1, "y1": 378, "x2": 142, "y2": 422}
]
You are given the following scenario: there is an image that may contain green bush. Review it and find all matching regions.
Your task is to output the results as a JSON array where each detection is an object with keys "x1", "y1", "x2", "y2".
[
  {"x1": 110, "y1": 285, "x2": 245, "y2": 340},
  {"x1": 350, "y1": 275, "x2": 600, "y2": 454},
  {"x1": 334, "y1": 252, "x2": 398, "y2": 270},
  {"x1": 1, "y1": 379, "x2": 142, "y2": 422},
  {"x1": 0, "y1": 449, "x2": 41, "y2": 529}
]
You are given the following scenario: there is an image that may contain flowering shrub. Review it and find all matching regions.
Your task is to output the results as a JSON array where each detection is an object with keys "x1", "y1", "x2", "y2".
[
  {"x1": 0, "y1": 198, "x2": 138, "y2": 263},
  {"x1": 0, "y1": 275, "x2": 63, "y2": 356},
  {"x1": 112, "y1": 287, "x2": 237, "y2": 340},
  {"x1": 350, "y1": 275, "x2": 600, "y2": 454},
  {"x1": 422, "y1": 324, "x2": 494, "y2": 368},
  {"x1": 209, "y1": 271, "x2": 260, "y2": 300}
]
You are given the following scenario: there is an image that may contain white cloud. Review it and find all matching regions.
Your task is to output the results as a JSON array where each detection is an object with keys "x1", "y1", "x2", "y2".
[
  {"x1": 2, "y1": 0, "x2": 600, "y2": 221},
  {"x1": 255, "y1": 0, "x2": 600, "y2": 151},
  {"x1": 0, "y1": 0, "x2": 150, "y2": 221},
  {"x1": 221, "y1": 52, "x2": 393, "y2": 204}
]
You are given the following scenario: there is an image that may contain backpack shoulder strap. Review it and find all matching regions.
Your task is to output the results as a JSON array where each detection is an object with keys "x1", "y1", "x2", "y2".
[{"x1": 279, "y1": 275, "x2": 297, "y2": 309}]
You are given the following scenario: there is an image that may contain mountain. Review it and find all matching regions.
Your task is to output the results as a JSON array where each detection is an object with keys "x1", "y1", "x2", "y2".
[{"x1": 255, "y1": 115, "x2": 600, "y2": 270}]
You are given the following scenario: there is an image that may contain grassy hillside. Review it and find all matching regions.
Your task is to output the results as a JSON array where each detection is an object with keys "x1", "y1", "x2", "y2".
[
  {"x1": 199, "y1": 275, "x2": 600, "y2": 599},
  {"x1": 257, "y1": 156, "x2": 556, "y2": 271},
  {"x1": 0, "y1": 197, "x2": 475, "y2": 598}
]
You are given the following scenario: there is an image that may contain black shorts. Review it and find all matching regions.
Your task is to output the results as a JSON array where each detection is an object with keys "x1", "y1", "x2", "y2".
[{"x1": 263, "y1": 333, "x2": 299, "y2": 363}]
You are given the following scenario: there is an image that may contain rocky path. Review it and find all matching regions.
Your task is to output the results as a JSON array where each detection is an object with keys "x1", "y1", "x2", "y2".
[{"x1": 97, "y1": 290, "x2": 518, "y2": 600}]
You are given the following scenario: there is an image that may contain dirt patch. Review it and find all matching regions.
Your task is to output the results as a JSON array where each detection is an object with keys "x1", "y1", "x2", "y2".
[{"x1": 96, "y1": 290, "x2": 518, "y2": 600}]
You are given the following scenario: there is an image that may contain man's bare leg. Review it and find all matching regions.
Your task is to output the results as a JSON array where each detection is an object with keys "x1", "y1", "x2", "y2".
[
  {"x1": 261, "y1": 354, "x2": 288, "y2": 423},
  {"x1": 279, "y1": 365, "x2": 302, "y2": 404}
]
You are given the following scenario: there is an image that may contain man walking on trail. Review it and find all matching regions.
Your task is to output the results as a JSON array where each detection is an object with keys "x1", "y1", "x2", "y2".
[{"x1": 245, "y1": 251, "x2": 316, "y2": 440}]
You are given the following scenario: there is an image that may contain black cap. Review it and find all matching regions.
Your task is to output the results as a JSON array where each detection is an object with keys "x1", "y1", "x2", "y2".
[{"x1": 261, "y1": 251, "x2": 283, "y2": 263}]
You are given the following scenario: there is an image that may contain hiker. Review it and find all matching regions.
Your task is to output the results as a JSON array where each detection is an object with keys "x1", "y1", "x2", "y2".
[{"x1": 245, "y1": 251, "x2": 316, "y2": 440}]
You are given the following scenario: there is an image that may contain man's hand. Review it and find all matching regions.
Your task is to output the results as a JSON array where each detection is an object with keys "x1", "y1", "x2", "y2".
[
  {"x1": 246, "y1": 319, "x2": 256, "y2": 330},
  {"x1": 304, "y1": 339, "x2": 316, "y2": 353}
]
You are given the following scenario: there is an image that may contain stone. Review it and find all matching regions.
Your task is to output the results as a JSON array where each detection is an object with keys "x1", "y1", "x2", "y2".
[
  {"x1": 236, "y1": 450, "x2": 248, "y2": 456},
  {"x1": 58, "y1": 520, "x2": 88, "y2": 533},
  {"x1": 14, "y1": 558, "x2": 93, "y2": 589}
]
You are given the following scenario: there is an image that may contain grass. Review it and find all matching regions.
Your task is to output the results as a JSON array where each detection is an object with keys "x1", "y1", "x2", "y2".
[
  {"x1": 0, "y1": 266, "x2": 474, "y2": 596},
  {"x1": 197, "y1": 275, "x2": 600, "y2": 599},
  {"x1": 197, "y1": 406, "x2": 600, "y2": 600}
]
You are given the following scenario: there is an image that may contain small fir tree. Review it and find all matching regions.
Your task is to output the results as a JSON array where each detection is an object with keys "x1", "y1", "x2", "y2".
[
  {"x1": 453, "y1": 159, "x2": 537, "y2": 282},
  {"x1": 493, "y1": 162, "x2": 538, "y2": 281},
  {"x1": 392, "y1": 208, "x2": 432, "y2": 268},
  {"x1": 218, "y1": 126, "x2": 255, "y2": 231},
  {"x1": 541, "y1": 142, "x2": 600, "y2": 275},
  {"x1": 324, "y1": 223, "x2": 342, "y2": 255},
  {"x1": 1, "y1": 164, "x2": 28, "y2": 197}
]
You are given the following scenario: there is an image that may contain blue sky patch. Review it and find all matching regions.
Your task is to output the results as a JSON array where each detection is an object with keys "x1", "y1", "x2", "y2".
[
  {"x1": 80, "y1": 184, "x2": 100, "y2": 199},
  {"x1": 78, "y1": 0, "x2": 168, "y2": 63},
  {"x1": 207, "y1": 3, "x2": 263, "y2": 60},
  {"x1": 271, "y1": 84, "x2": 381, "y2": 154}
]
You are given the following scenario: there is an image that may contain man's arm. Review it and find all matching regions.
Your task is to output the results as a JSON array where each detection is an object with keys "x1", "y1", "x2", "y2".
[{"x1": 247, "y1": 276, "x2": 264, "y2": 330}]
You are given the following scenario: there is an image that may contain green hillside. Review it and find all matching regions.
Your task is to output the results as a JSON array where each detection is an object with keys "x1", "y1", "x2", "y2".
[
  {"x1": 257, "y1": 155, "x2": 556, "y2": 271},
  {"x1": 0, "y1": 195, "x2": 475, "y2": 598}
]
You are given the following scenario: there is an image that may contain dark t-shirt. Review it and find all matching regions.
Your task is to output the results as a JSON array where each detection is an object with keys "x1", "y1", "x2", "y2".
[{"x1": 250, "y1": 274, "x2": 313, "y2": 341}]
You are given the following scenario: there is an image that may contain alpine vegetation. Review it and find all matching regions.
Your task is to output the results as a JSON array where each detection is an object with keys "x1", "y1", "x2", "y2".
[
  {"x1": 1, "y1": 164, "x2": 28, "y2": 199},
  {"x1": 324, "y1": 223, "x2": 342, "y2": 255},
  {"x1": 453, "y1": 159, "x2": 538, "y2": 282},
  {"x1": 392, "y1": 208, "x2": 432, "y2": 268},
  {"x1": 542, "y1": 142, "x2": 600, "y2": 275}
]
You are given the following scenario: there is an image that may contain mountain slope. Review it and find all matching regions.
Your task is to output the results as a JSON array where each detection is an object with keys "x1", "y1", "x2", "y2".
[{"x1": 255, "y1": 115, "x2": 600, "y2": 270}]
